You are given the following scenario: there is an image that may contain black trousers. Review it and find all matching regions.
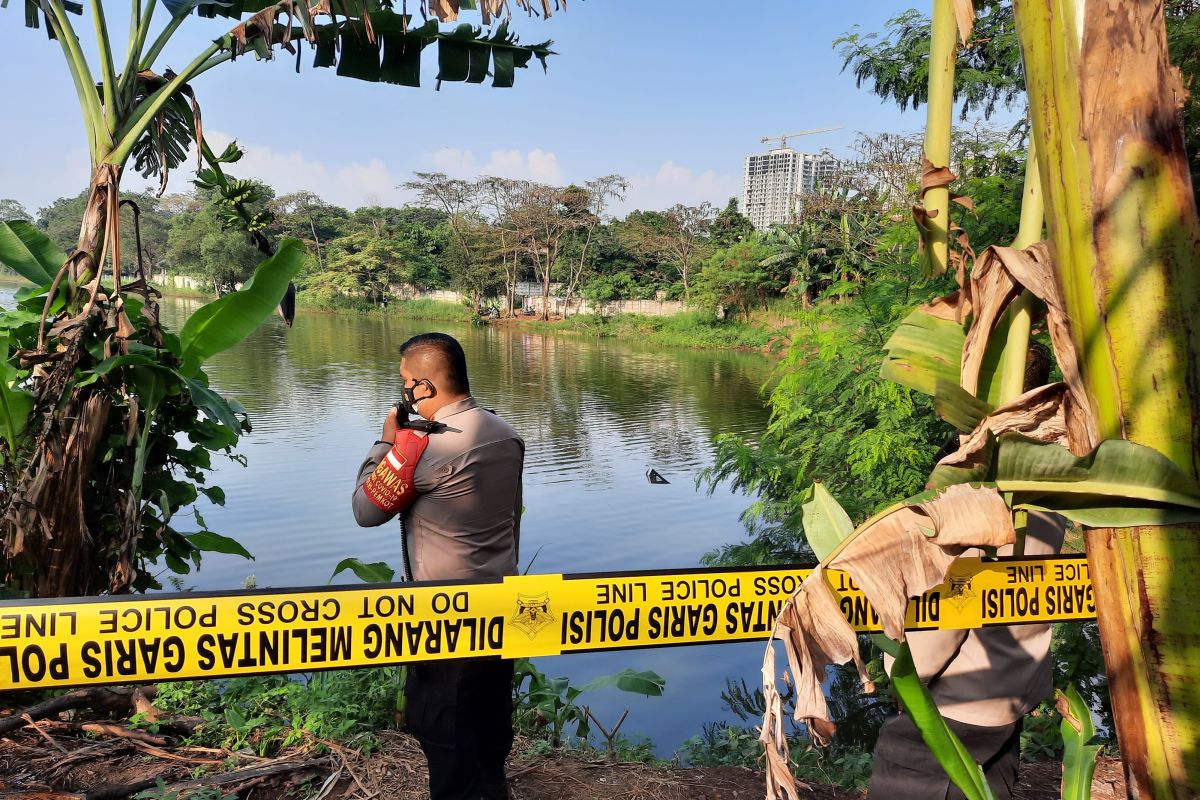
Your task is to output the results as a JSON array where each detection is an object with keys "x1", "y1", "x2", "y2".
[
  {"x1": 868, "y1": 713, "x2": 1024, "y2": 800},
  {"x1": 404, "y1": 659, "x2": 515, "y2": 800}
]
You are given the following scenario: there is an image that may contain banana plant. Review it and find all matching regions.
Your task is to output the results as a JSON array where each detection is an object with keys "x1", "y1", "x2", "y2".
[
  {"x1": 0, "y1": 222, "x2": 299, "y2": 593},
  {"x1": 0, "y1": 0, "x2": 561, "y2": 596},
  {"x1": 765, "y1": 2, "x2": 1200, "y2": 798},
  {"x1": 1012, "y1": 1, "x2": 1200, "y2": 794}
]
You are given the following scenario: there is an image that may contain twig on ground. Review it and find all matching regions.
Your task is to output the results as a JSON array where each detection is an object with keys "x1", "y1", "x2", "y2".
[
  {"x1": 128, "y1": 741, "x2": 226, "y2": 765},
  {"x1": 324, "y1": 741, "x2": 375, "y2": 797},
  {"x1": 0, "y1": 688, "x2": 139, "y2": 736},
  {"x1": 20, "y1": 716, "x2": 68, "y2": 754}
]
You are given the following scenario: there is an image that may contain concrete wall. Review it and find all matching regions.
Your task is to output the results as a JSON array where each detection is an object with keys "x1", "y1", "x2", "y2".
[
  {"x1": 526, "y1": 295, "x2": 686, "y2": 318},
  {"x1": 161, "y1": 274, "x2": 202, "y2": 290},
  {"x1": 164, "y1": 276, "x2": 688, "y2": 318}
]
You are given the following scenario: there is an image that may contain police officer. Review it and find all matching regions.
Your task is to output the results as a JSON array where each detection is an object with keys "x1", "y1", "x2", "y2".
[{"x1": 353, "y1": 332, "x2": 524, "y2": 800}]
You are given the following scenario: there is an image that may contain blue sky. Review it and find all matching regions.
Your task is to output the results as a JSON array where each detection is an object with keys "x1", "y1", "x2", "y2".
[{"x1": 1, "y1": 1, "x2": 950, "y2": 215}]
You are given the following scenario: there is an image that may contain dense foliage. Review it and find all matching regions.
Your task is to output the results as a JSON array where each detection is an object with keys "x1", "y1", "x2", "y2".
[{"x1": 7, "y1": 123, "x2": 1025, "y2": 330}]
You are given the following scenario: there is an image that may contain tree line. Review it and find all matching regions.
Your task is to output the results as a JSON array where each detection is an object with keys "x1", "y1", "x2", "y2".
[
  {"x1": 1, "y1": 178, "x2": 750, "y2": 319},
  {"x1": 0, "y1": 126, "x2": 1023, "y2": 323}
]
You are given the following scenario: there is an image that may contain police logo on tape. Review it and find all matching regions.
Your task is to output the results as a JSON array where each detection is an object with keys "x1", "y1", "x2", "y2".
[
  {"x1": 512, "y1": 592, "x2": 554, "y2": 638},
  {"x1": 945, "y1": 572, "x2": 977, "y2": 612}
]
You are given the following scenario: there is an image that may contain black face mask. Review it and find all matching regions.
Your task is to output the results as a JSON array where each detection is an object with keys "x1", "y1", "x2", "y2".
[{"x1": 400, "y1": 379, "x2": 435, "y2": 416}]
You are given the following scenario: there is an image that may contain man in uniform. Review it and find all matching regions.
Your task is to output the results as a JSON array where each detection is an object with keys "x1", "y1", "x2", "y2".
[
  {"x1": 869, "y1": 344, "x2": 1065, "y2": 799},
  {"x1": 352, "y1": 332, "x2": 524, "y2": 800},
  {"x1": 867, "y1": 513, "x2": 1066, "y2": 799}
]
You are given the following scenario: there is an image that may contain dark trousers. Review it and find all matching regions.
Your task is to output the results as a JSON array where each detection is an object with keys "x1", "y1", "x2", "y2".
[
  {"x1": 868, "y1": 713, "x2": 1024, "y2": 800},
  {"x1": 405, "y1": 659, "x2": 515, "y2": 800}
]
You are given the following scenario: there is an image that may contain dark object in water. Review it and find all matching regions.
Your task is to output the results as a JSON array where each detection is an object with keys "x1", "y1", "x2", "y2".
[{"x1": 645, "y1": 467, "x2": 670, "y2": 485}]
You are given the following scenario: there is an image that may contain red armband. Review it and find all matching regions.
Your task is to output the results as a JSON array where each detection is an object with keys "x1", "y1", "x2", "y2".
[{"x1": 361, "y1": 428, "x2": 430, "y2": 514}]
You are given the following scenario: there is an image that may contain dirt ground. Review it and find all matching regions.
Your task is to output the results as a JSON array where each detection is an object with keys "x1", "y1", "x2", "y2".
[{"x1": 0, "y1": 723, "x2": 1128, "y2": 800}]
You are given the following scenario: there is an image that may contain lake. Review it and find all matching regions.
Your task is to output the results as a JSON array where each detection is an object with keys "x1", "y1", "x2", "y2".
[{"x1": 9, "y1": 285, "x2": 779, "y2": 754}]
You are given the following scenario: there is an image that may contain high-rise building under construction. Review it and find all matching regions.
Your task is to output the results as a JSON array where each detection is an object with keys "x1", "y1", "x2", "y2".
[{"x1": 740, "y1": 148, "x2": 839, "y2": 230}]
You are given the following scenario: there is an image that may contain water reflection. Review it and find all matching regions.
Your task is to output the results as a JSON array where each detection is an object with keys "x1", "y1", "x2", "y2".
[{"x1": 32, "y1": 288, "x2": 777, "y2": 752}]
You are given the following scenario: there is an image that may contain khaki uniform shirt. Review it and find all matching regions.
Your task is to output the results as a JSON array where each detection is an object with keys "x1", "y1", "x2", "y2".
[
  {"x1": 886, "y1": 511, "x2": 1066, "y2": 727},
  {"x1": 352, "y1": 397, "x2": 524, "y2": 582}
]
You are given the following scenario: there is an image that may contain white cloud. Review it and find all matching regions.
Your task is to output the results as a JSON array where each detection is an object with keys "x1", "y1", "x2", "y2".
[
  {"x1": 198, "y1": 132, "x2": 404, "y2": 209},
  {"x1": 426, "y1": 147, "x2": 564, "y2": 183},
  {"x1": 620, "y1": 160, "x2": 742, "y2": 215},
  {"x1": 6, "y1": 139, "x2": 736, "y2": 221}
]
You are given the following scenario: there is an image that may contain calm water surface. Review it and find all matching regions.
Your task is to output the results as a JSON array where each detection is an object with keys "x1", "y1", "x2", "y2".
[{"x1": 12, "y1": 285, "x2": 777, "y2": 753}]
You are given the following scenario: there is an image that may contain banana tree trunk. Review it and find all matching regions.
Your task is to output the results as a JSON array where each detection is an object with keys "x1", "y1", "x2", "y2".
[
  {"x1": 74, "y1": 166, "x2": 121, "y2": 283},
  {"x1": 3, "y1": 165, "x2": 123, "y2": 597},
  {"x1": 1014, "y1": 1, "x2": 1200, "y2": 795}
]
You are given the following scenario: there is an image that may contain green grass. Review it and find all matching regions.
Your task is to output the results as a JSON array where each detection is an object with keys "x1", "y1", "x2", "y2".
[
  {"x1": 527, "y1": 310, "x2": 778, "y2": 351},
  {"x1": 395, "y1": 298, "x2": 476, "y2": 322},
  {"x1": 157, "y1": 284, "x2": 212, "y2": 300},
  {"x1": 297, "y1": 295, "x2": 474, "y2": 322}
]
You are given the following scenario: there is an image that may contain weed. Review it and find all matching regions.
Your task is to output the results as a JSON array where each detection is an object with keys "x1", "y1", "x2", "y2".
[
  {"x1": 151, "y1": 660, "x2": 663, "y2": 766},
  {"x1": 679, "y1": 722, "x2": 762, "y2": 768},
  {"x1": 134, "y1": 778, "x2": 235, "y2": 800},
  {"x1": 679, "y1": 721, "x2": 873, "y2": 789},
  {"x1": 1021, "y1": 702, "x2": 1064, "y2": 762},
  {"x1": 151, "y1": 668, "x2": 407, "y2": 755},
  {"x1": 538, "y1": 310, "x2": 777, "y2": 351}
]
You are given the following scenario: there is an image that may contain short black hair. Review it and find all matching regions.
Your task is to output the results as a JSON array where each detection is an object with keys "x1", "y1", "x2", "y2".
[{"x1": 399, "y1": 332, "x2": 470, "y2": 395}]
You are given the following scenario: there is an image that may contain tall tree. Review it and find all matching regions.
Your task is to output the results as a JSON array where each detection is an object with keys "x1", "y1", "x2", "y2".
[
  {"x1": 625, "y1": 202, "x2": 714, "y2": 301},
  {"x1": 836, "y1": 1, "x2": 1025, "y2": 120},
  {"x1": 272, "y1": 191, "x2": 350, "y2": 270},
  {"x1": 511, "y1": 183, "x2": 588, "y2": 321},
  {"x1": 166, "y1": 194, "x2": 272, "y2": 294},
  {"x1": 710, "y1": 197, "x2": 754, "y2": 248},
  {"x1": 759, "y1": 222, "x2": 829, "y2": 308},
  {"x1": 403, "y1": 172, "x2": 495, "y2": 309},
  {"x1": 478, "y1": 176, "x2": 530, "y2": 317},
  {"x1": 560, "y1": 174, "x2": 628, "y2": 315},
  {"x1": 0, "y1": 200, "x2": 32, "y2": 223},
  {"x1": 695, "y1": 238, "x2": 774, "y2": 319}
]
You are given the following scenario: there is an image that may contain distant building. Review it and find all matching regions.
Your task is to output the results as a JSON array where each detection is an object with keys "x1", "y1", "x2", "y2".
[{"x1": 740, "y1": 148, "x2": 839, "y2": 230}]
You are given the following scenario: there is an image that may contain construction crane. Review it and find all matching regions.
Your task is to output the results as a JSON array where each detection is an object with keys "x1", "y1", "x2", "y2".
[{"x1": 759, "y1": 126, "x2": 844, "y2": 150}]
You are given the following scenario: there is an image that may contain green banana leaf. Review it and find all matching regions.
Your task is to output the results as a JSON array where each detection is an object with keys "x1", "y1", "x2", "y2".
[
  {"x1": 1058, "y1": 684, "x2": 1101, "y2": 800},
  {"x1": 330, "y1": 558, "x2": 396, "y2": 584},
  {"x1": 881, "y1": 306, "x2": 965, "y2": 397},
  {"x1": 179, "y1": 374, "x2": 245, "y2": 434},
  {"x1": 929, "y1": 435, "x2": 1200, "y2": 525},
  {"x1": 127, "y1": 363, "x2": 174, "y2": 414},
  {"x1": 887, "y1": 645, "x2": 998, "y2": 800},
  {"x1": 179, "y1": 239, "x2": 306, "y2": 374},
  {"x1": 185, "y1": 531, "x2": 254, "y2": 560},
  {"x1": 579, "y1": 668, "x2": 666, "y2": 697},
  {"x1": 0, "y1": 221, "x2": 64, "y2": 285},
  {"x1": 935, "y1": 378, "x2": 994, "y2": 433},
  {"x1": 882, "y1": 302, "x2": 1019, "y2": 410},
  {"x1": 973, "y1": 304, "x2": 1021, "y2": 407},
  {"x1": 801, "y1": 481, "x2": 855, "y2": 560},
  {"x1": 0, "y1": 335, "x2": 33, "y2": 460}
]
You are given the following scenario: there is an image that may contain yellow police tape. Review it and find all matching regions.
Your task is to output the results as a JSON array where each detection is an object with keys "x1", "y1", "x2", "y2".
[{"x1": 0, "y1": 555, "x2": 1094, "y2": 690}]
